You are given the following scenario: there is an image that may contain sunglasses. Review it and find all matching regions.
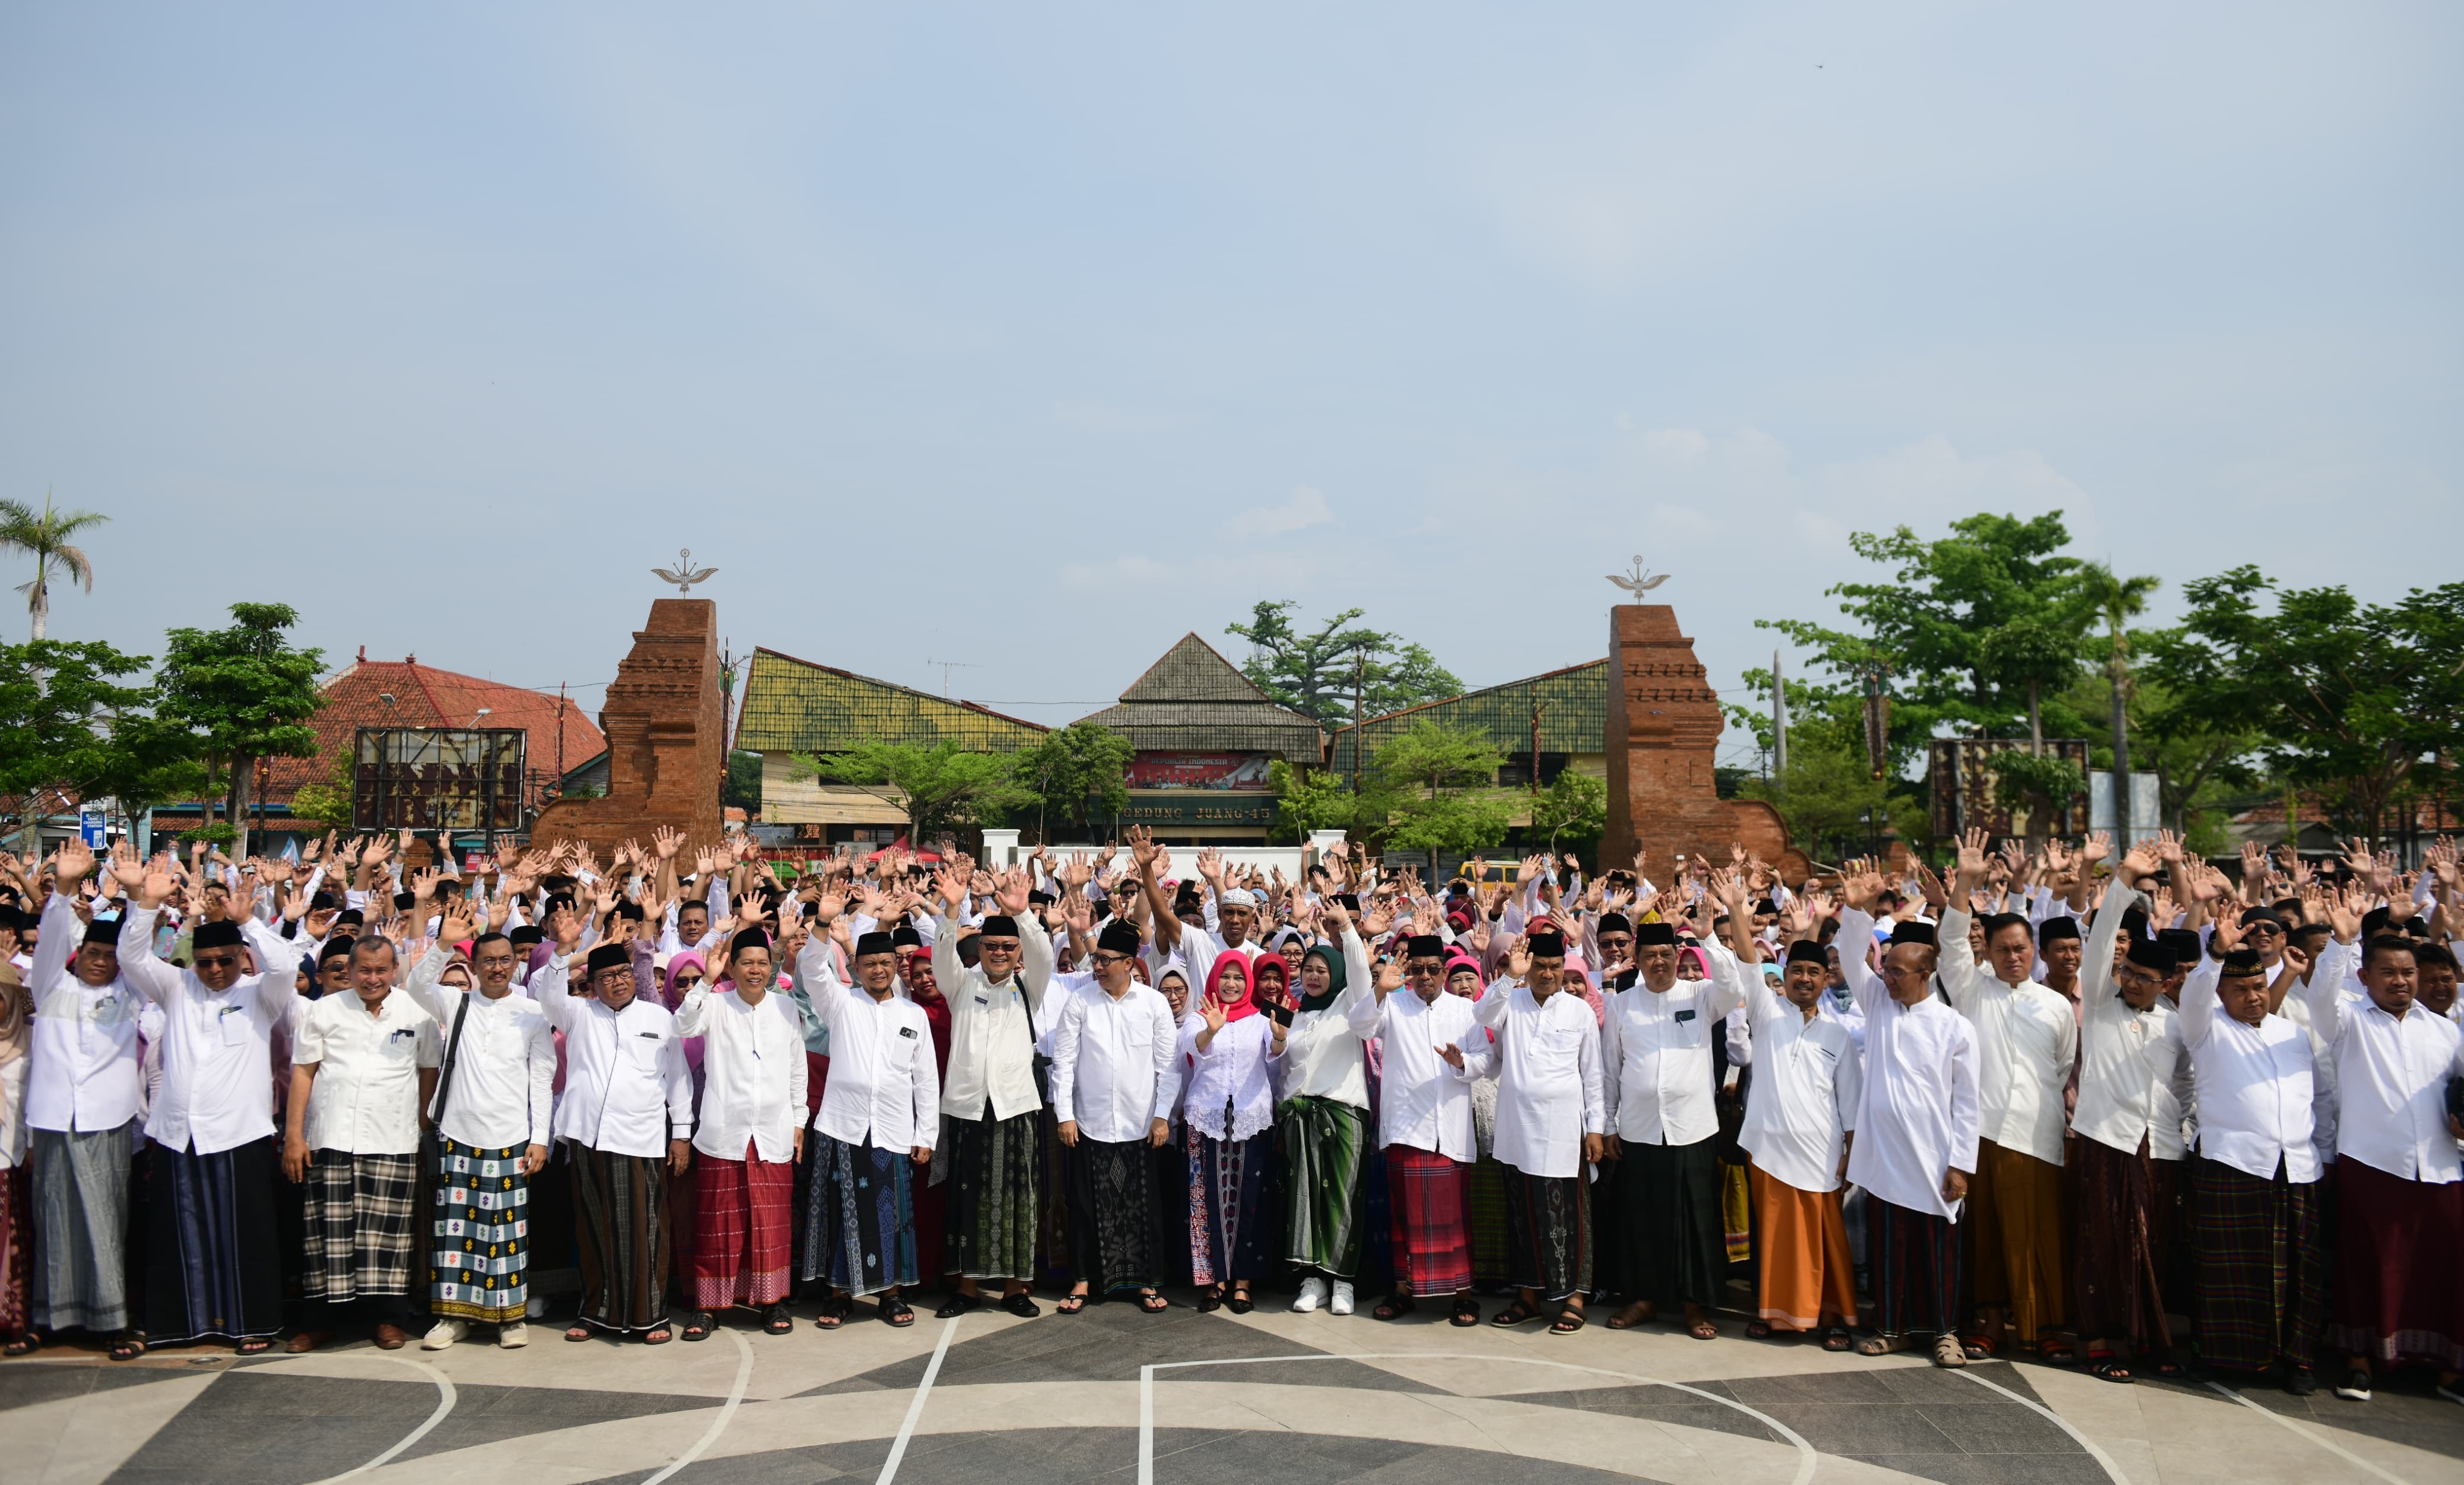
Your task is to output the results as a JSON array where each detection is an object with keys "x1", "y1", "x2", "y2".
[{"x1": 194, "y1": 952, "x2": 243, "y2": 971}]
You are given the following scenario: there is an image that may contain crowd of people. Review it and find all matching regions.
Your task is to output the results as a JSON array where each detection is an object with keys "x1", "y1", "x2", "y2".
[{"x1": 0, "y1": 820, "x2": 2459, "y2": 1409}]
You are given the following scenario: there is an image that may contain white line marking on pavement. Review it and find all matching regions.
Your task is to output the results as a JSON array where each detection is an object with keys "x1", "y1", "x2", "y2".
[
  {"x1": 2203, "y1": 1380, "x2": 2411, "y2": 1485},
  {"x1": 1136, "y1": 1351, "x2": 1817, "y2": 1485},
  {"x1": 300, "y1": 1354, "x2": 458, "y2": 1483},
  {"x1": 638, "y1": 1329, "x2": 753, "y2": 1485},
  {"x1": 876, "y1": 1316, "x2": 959, "y2": 1484},
  {"x1": 1953, "y1": 1367, "x2": 2130, "y2": 1485}
]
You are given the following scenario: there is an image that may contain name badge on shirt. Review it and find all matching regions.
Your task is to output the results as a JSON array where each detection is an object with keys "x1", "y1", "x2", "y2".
[
  {"x1": 899, "y1": 1026, "x2": 918, "y2": 1039},
  {"x1": 975, "y1": 994, "x2": 989, "y2": 1006},
  {"x1": 1674, "y1": 1008, "x2": 1696, "y2": 1023}
]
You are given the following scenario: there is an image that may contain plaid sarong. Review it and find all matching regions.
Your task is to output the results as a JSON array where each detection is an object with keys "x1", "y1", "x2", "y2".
[
  {"x1": 303, "y1": 1149, "x2": 420, "y2": 1302},
  {"x1": 803, "y1": 1134, "x2": 916, "y2": 1297},
  {"x1": 1501, "y1": 1164, "x2": 1591, "y2": 1302},
  {"x1": 1384, "y1": 1145, "x2": 1471, "y2": 1297},
  {"x1": 694, "y1": 1146, "x2": 796, "y2": 1308},
  {"x1": 1867, "y1": 1194, "x2": 1959, "y2": 1338},
  {"x1": 429, "y1": 1136, "x2": 530, "y2": 1321},
  {"x1": 2193, "y1": 1156, "x2": 2324, "y2": 1373},
  {"x1": 568, "y1": 1140, "x2": 671, "y2": 1333},
  {"x1": 941, "y1": 1108, "x2": 1039, "y2": 1283},
  {"x1": 1189, "y1": 1125, "x2": 1273, "y2": 1287},
  {"x1": 1279, "y1": 1096, "x2": 1367, "y2": 1277}
]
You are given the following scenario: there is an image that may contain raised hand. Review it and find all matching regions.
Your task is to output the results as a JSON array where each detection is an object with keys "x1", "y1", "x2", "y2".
[
  {"x1": 52, "y1": 838, "x2": 96, "y2": 888},
  {"x1": 993, "y1": 866, "x2": 1031, "y2": 916},
  {"x1": 1504, "y1": 935, "x2": 1532, "y2": 981},
  {"x1": 653, "y1": 825, "x2": 685, "y2": 861},
  {"x1": 1197, "y1": 847, "x2": 1225, "y2": 886},
  {"x1": 1437, "y1": 1041, "x2": 1465, "y2": 1069}
]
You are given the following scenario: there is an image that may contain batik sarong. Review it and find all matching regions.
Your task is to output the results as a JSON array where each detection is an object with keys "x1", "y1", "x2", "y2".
[
  {"x1": 803, "y1": 1134, "x2": 916, "y2": 1297},
  {"x1": 429, "y1": 1136, "x2": 529, "y2": 1322}
]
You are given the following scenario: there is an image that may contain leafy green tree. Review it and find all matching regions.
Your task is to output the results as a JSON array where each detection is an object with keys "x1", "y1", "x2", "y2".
[
  {"x1": 2078, "y1": 562, "x2": 2163, "y2": 840},
  {"x1": 1011, "y1": 721, "x2": 1135, "y2": 841},
  {"x1": 1373, "y1": 718, "x2": 1503, "y2": 800},
  {"x1": 0, "y1": 490, "x2": 108, "y2": 641},
  {"x1": 1267, "y1": 759, "x2": 1370, "y2": 843},
  {"x1": 155, "y1": 603, "x2": 326, "y2": 858},
  {"x1": 723, "y1": 750, "x2": 763, "y2": 813},
  {"x1": 1225, "y1": 600, "x2": 1462, "y2": 726},
  {"x1": 1529, "y1": 769, "x2": 1608, "y2": 856},
  {"x1": 0, "y1": 638, "x2": 201, "y2": 851},
  {"x1": 2138, "y1": 568, "x2": 2464, "y2": 838},
  {"x1": 796, "y1": 741, "x2": 1032, "y2": 844},
  {"x1": 288, "y1": 749, "x2": 357, "y2": 832},
  {"x1": 1740, "y1": 733, "x2": 1889, "y2": 864},
  {"x1": 1369, "y1": 718, "x2": 1510, "y2": 860},
  {"x1": 1387, "y1": 790, "x2": 1514, "y2": 858}
]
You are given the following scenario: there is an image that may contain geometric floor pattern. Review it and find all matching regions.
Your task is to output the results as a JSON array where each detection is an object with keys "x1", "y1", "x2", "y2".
[{"x1": 7, "y1": 1297, "x2": 2460, "y2": 1485}]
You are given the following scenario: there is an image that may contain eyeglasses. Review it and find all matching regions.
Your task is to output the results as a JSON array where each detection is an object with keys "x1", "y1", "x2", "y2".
[
  {"x1": 193, "y1": 953, "x2": 242, "y2": 971},
  {"x1": 1090, "y1": 952, "x2": 1132, "y2": 967}
]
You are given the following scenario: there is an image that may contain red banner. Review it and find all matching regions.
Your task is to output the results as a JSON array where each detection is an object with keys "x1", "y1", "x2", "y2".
[{"x1": 1125, "y1": 752, "x2": 1274, "y2": 790}]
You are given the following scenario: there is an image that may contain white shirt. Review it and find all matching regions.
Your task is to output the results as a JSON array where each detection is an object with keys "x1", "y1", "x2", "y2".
[
  {"x1": 2177, "y1": 959, "x2": 2319, "y2": 1184},
  {"x1": 1472, "y1": 977, "x2": 1606, "y2": 1179},
  {"x1": 1353, "y1": 983, "x2": 1488, "y2": 1160},
  {"x1": 118, "y1": 907, "x2": 298, "y2": 1155},
  {"x1": 674, "y1": 985, "x2": 812, "y2": 1163},
  {"x1": 1838, "y1": 909, "x2": 1981, "y2": 1220},
  {"x1": 535, "y1": 956, "x2": 694, "y2": 1157},
  {"x1": 795, "y1": 939, "x2": 938, "y2": 1153},
  {"x1": 1737, "y1": 970, "x2": 1864, "y2": 1194},
  {"x1": 1050, "y1": 979, "x2": 1177, "y2": 1144},
  {"x1": 1939, "y1": 907, "x2": 2077, "y2": 1166},
  {"x1": 2071, "y1": 885, "x2": 2193, "y2": 1161},
  {"x1": 294, "y1": 991, "x2": 443, "y2": 1155},
  {"x1": 1177, "y1": 1012, "x2": 1278, "y2": 1143},
  {"x1": 404, "y1": 945, "x2": 556, "y2": 1150},
  {"x1": 2301, "y1": 940, "x2": 2464, "y2": 1184},
  {"x1": 1598, "y1": 949, "x2": 1746, "y2": 1148},
  {"x1": 934, "y1": 914, "x2": 1055, "y2": 1124},
  {"x1": 25, "y1": 894, "x2": 144, "y2": 1133},
  {"x1": 1275, "y1": 932, "x2": 1373, "y2": 1108}
]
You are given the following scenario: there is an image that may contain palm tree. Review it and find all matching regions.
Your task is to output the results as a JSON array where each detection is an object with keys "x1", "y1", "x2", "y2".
[
  {"x1": 2081, "y1": 562, "x2": 2161, "y2": 844},
  {"x1": 0, "y1": 490, "x2": 108, "y2": 641}
]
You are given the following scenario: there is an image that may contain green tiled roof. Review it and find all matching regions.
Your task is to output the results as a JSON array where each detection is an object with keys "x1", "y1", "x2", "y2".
[
  {"x1": 734, "y1": 647, "x2": 1048, "y2": 754},
  {"x1": 1077, "y1": 633, "x2": 1324, "y2": 761},
  {"x1": 1327, "y1": 659, "x2": 1609, "y2": 776}
]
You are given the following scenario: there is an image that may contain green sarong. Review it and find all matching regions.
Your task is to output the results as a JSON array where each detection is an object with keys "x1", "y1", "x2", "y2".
[{"x1": 1279, "y1": 1096, "x2": 1367, "y2": 1277}]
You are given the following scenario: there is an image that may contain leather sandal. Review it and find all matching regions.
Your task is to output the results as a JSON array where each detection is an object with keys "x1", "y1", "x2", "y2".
[
  {"x1": 681, "y1": 1311, "x2": 715, "y2": 1342},
  {"x1": 934, "y1": 1290, "x2": 982, "y2": 1320},
  {"x1": 1373, "y1": 1291, "x2": 1418, "y2": 1321},
  {"x1": 1490, "y1": 1299, "x2": 1542, "y2": 1327},
  {"x1": 1450, "y1": 1294, "x2": 1482, "y2": 1327},
  {"x1": 1000, "y1": 1291, "x2": 1041, "y2": 1318},
  {"x1": 1138, "y1": 1291, "x2": 1169, "y2": 1313},
  {"x1": 763, "y1": 1304, "x2": 793, "y2": 1335},
  {"x1": 879, "y1": 1295, "x2": 916, "y2": 1327}
]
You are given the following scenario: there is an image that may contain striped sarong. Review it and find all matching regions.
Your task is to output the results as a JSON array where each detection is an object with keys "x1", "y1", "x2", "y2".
[
  {"x1": 1279, "y1": 1096, "x2": 1367, "y2": 1278},
  {"x1": 1385, "y1": 1146, "x2": 1471, "y2": 1297},
  {"x1": 29, "y1": 1121, "x2": 134, "y2": 1333},
  {"x1": 695, "y1": 1146, "x2": 796, "y2": 1308},
  {"x1": 147, "y1": 1137, "x2": 283, "y2": 1346},
  {"x1": 2192, "y1": 1155, "x2": 2324, "y2": 1373},
  {"x1": 429, "y1": 1136, "x2": 529, "y2": 1322},
  {"x1": 1501, "y1": 1164, "x2": 1591, "y2": 1302},
  {"x1": 1867, "y1": 1194, "x2": 1959, "y2": 1338},
  {"x1": 303, "y1": 1149, "x2": 420, "y2": 1302},
  {"x1": 568, "y1": 1140, "x2": 670, "y2": 1333},
  {"x1": 941, "y1": 1108, "x2": 1039, "y2": 1283},
  {"x1": 803, "y1": 1135, "x2": 916, "y2": 1297}
]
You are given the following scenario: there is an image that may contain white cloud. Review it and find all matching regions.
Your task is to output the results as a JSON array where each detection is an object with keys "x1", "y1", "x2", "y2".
[
  {"x1": 1059, "y1": 554, "x2": 1169, "y2": 588},
  {"x1": 1232, "y1": 484, "x2": 1336, "y2": 540}
]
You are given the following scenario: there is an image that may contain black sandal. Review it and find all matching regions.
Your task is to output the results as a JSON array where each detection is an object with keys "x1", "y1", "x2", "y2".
[
  {"x1": 1000, "y1": 1291, "x2": 1041, "y2": 1318},
  {"x1": 814, "y1": 1294, "x2": 854, "y2": 1330},
  {"x1": 879, "y1": 1296, "x2": 915, "y2": 1327},
  {"x1": 1822, "y1": 1326, "x2": 1855, "y2": 1352},
  {"x1": 641, "y1": 1323, "x2": 673, "y2": 1345},
  {"x1": 235, "y1": 1338, "x2": 274, "y2": 1354},
  {"x1": 681, "y1": 1311, "x2": 715, "y2": 1342},
  {"x1": 1057, "y1": 1291, "x2": 1089, "y2": 1315},
  {"x1": 1490, "y1": 1299, "x2": 1542, "y2": 1327},
  {"x1": 2086, "y1": 1353, "x2": 2135, "y2": 1384},
  {"x1": 1373, "y1": 1292, "x2": 1418, "y2": 1321},
  {"x1": 1745, "y1": 1321, "x2": 1775, "y2": 1340},
  {"x1": 1550, "y1": 1307, "x2": 1588, "y2": 1335},
  {"x1": 1138, "y1": 1291, "x2": 1169, "y2": 1313},
  {"x1": 1225, "y1": 1289, "x2": 1254, "y2": 1315},
  {"x1": 763, "y1": 1304, "x2": 793, "y2": 1335},
  {"x1": 4, "y1": 1334, "x2": 41, "y2": 1357},
  {"x1": 1197, "y1": 1287, "x2": 1224, "y2": 1314},
  {"x1": 934, "y1": 1290, "x2": 982, "y2": 1320},
  {"x1": 1451, "y1": 1294, "x2": 1482, "y2": 1327},
  {"x1": 109, "y1": 1332, "x2": 147, "y2": 1361}
]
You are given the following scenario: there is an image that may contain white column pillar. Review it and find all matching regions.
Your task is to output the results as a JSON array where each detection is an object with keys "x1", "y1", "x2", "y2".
[
  {"x1": 979, "y1": 828, "x2": 1023, "y2": 870},
  {"x1": 1307, "y1": 829, "x2": 1348, "y2": 854}
]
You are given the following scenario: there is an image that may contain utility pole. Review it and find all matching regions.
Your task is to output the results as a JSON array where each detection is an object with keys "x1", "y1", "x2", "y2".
[
  {"x1": 1350, "y1": 648, "x2": 1367, "y2": 796},
  {"x1": 925, "y1": 657, "x2": 981, "y2": 697},
  {"x1": 1772, "y1": 650, "x2": 1788, "y2": 777},
  {"x1": 1529, "y1": 693, "x2": 1546, "y2": 795}
]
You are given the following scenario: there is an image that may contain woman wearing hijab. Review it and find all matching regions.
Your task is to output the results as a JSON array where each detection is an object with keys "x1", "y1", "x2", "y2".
[
  {"x1": 1149, "y1": 965, "x2": 1195, "y2": 1288},
  {"x1": 1278, "y1": 930, "x2": 1375, "y2": 1315},
  {"x1": 1178, "y1": 955, "x2": 1282, "y2": 1309},
  {"x1": 0, "y1": 962, "x2": 31, "y2": 1354}
]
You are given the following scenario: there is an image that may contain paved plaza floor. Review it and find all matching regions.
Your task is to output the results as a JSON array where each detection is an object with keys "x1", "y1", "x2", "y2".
[{"x1": 5, "y1": 1295, "x2": 2460, "y2": 1485}]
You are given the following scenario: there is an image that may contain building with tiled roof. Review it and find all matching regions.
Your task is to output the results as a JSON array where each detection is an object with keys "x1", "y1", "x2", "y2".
[
  {"x1": 1324, "y1": 659, "x2": 1610, "y2": 831},
  {"x1": 264, "y1": 650, "x2": 607, "y2": 807},
  {"x1": 1074, "y1": 633, "x2": 1325, "y2": 842}
]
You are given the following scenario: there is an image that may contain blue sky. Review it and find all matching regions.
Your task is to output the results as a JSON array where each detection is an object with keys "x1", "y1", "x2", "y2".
[{"x1": 3, "y1": 4, "x2": 2455, "y2": 767}]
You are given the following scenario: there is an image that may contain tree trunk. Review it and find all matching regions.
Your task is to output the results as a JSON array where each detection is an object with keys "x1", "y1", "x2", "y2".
[
  {"x1": 2027, "y1": 678, "x2": 2043, "y2": 756},
  {"x1": 2109, "y1": 649, "x2": 2133, "y2": 847},
  {"x1": 29, "y1": 579, "x2": 46, "y2": 642},
  {"x1": 229, "y1": 752, "x2": 255, "y2": 860}
]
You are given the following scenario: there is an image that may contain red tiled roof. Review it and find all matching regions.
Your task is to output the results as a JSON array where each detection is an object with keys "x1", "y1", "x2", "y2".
[{"x1": 265, "y1": 656, "x2": 608, "y2": 802}]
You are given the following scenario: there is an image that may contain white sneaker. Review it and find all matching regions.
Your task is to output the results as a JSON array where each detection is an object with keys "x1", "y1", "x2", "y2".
[
  {"x1": 1329, "y1": 1280, "x2": 1355, "y2": 1317},
  {"x1": 497, "y1": 1323, "x2": 529, "y2": 1349},
  {"x1": 421, "y1": 1320, "x2": 466, "y2": 1351},
  {"x1": 1292, "y1": 1276, "x2": 1327, "y2": 1313}
]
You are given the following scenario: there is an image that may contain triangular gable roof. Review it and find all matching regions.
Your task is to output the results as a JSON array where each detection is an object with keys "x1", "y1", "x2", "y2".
[{"x1": 1116, "y1": 632, "x2": 1279, "y2": 704}]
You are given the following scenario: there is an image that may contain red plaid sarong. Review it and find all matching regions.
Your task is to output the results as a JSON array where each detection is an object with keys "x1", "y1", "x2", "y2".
[
  {"x1": 1385, "y1": 1145, "x2": 1472, "y2": 1297},
  {"x1": 690, "y1": 1144, "x2": 795, "y2": 1309}
]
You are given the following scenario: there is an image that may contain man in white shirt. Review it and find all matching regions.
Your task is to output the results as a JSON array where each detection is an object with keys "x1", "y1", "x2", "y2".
[
  {"x1": 2180, "y1": 944, "x2": 2327, "y2": 1395},
  {"x1": 282, "y1": 938, "x2": 443, "y2": 1352},
  {"x1": 22, "y1": 843, "x2": 146, "y2": 1354},
  {"x1": 1360, "y1": 924, "x2": 1488, "y2": 1325},
  {"x1": 1051, "y1": 920, "x2": 1175, "y2": 1314},
  {"x1": 538, "y1": 919, "x2": 695, "y2": 1344},
  {"x1": 930, "y1": 864, "x2": 1053, "y2": 1319},
  {"x1": 1276, "y1": 908, "x2": 1378, "y2": 1317},
  {"x1": 1933, "y1": 830, "x2": 2078, "y2": 1360},
  {"x1": 1730, "y1": 920, "x2": 1864, "y2": 1348},
  {"x1": 404, "y1": 909, "x2": 556, "y2": 1350},
  {"x1": 674, "y1": 927, "x2": 810, "y2": 1339},
  {"x1": 116, "y1": 862, "x2": 301, "y2": 1353},
  {"x1": 2306, "y1": 914, "x2": 2464, "y2": 1403},
  {"x1": 1471, "y1": 929, "x2": 1606, "y2": 1333},
  {"x1": 1838, "y1": 869, "x2": 1980, "y2": 1368},
  {"x1": 2068, "y1": 854, "x2": 2193, "y2": 1383},
  {"x1": 1599, "y1": 902, "x2": 1743, "y2": 1342},
  {"x1": 796, "y1": 915, "x2": 937, "y2": 1327}
]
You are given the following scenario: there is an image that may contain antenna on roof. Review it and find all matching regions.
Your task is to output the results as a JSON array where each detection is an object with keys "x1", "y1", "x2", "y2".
[{"x1": 924, "y1": 657, "x2": 981, "y2": 697}]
